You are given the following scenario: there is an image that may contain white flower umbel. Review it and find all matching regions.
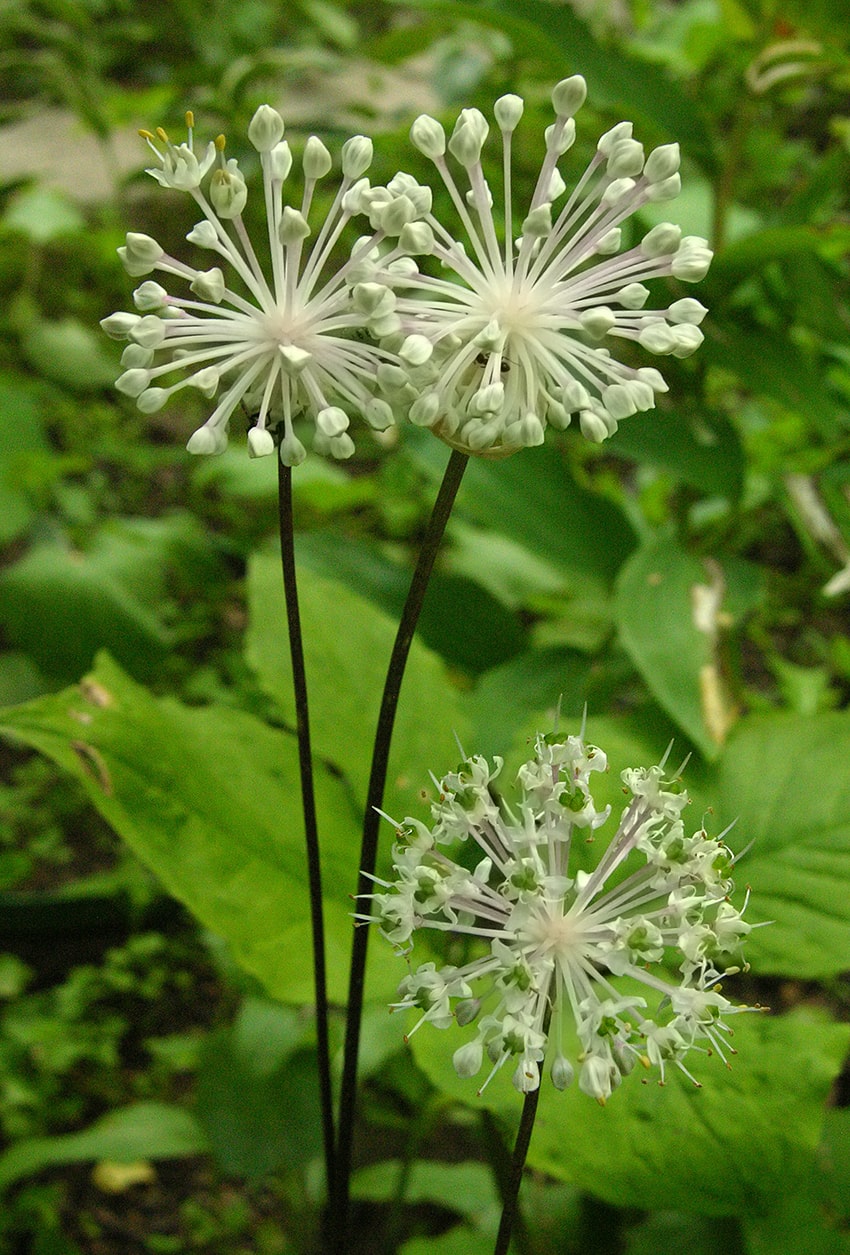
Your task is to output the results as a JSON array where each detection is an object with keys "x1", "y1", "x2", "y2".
[
  {"x1": 367, "y1": 730, "x2": 755, "y2": 1103},
  {"x1": 101, "y1": 109, "x2": 397, "y2": 464},
  {"x1": 368, "y1": 77, "x2": 711, "y2": 456}
]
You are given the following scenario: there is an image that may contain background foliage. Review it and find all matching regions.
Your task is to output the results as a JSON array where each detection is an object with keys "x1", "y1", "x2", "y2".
[{"x1": 1, "y1": 0, "x2": 850, "y2": 1250}]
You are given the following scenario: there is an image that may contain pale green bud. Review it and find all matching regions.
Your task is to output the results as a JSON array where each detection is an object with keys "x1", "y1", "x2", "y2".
[
  {"x1": 595, "y1": 227, "x2": 622, "y2": 254},
  {"x1": 562, "y1": 378, "x2": 591, "y2": 410},
  {"x1": 137, "y1": 387, "x2": 170, "y2": 414},
  {"x1": 399, "y1": 334, "x2": 433, "y2": 367},
  {"x1": 115, "y1": 368, "x2": 151, "y2": 397},
  {"x1": 186, "y1": 221, "x2": 219, "y2": 248},
  {"x1": 580, "y1": 306, "x2": 615, "y2": 338},
  {"x1": 317, "y1": 406, "x2": 350, "y2": 437},
  {"x1": 192, "y1": 367, "x2": 219, "y2": 396},
  {"x1": 637, "y1": 366, "x2": 669, "y2": 392},
  {"x1": 269, "y1": 140, "x2": 293, "y2": 182},
  {"x1": 410, "y1": 114, "x2": 446, "y2": 159},
  {"x1": 210, "y1": 165, "x2": 248, "y2": 218},
  {"x1": 342, "y1": 176, "x2": 371, "y2": 215},
  {"x1": 602, "y1": 177, "x2": 636, "y2": 206},
  {"x1": 552, "y1": 74, "x2": 587, "y2": 118},
  {"x1": 494, "y1": 93, "x2": 524, "y2": 132},
  {"x1": 670, "y1": 323, "x2": 704, "y2": 357},
  {"x1": 133, "y1": 281, "x2": 168, "y2": 312},
  {"x1": 641, "y1": 222, "x2": 682, "y2": 258},
  {"x1": 448, "y1": 108, "x2": 489, "y2": 167},
  {"x1": 100, "y1": 311, "x2": 140, "y2": 340},
  {"x1": 329, "y1": 432, "x2": 355, "y2": 460},
  {"x1": 120, "y1": 343, "x2": 153, "y2": 368},
  {"x1": 638, "y1": 321, "x2": 676, "y2": 354},
  {"x1": 280, "y1": 431, "x2": 307, "y2": 467},
  {"x1": 647, "y1": 174, "x2": 681, "y2": 202},
  {"x1": 303, "y1": 135, "x2": 332, "y2": 180},
  {"x1": 607, "y1": 138, "x2": 644, "y2": 178},
  {"x1": 545, "y1": 118, "x2": 576, "y2": 155},
  {"x1": 399, "y1": 221, "x2": 434, "y2": 255},
  {"x1": 617, "y1": 283, "x2": 650, "y2": 309},
  {"x1": 248, "y1": 105, "x2": 285, "y2": 152},
  {"x1": 518, "y1": 413, "x2": 545, "y2": 446},
  {"x1": 645, "y1": 142, "x2": 680, "y2": 183},
  {"x1": 279, "y1": 344, "x2": 312, "y2": 373},
  {"x1": 579, "y1": 409, "x2": 616, "y2": 442},
  {"x1": 603, "y1": 383, "x2": 638, "y2": 420},
  {"x1": 129, "y1": 315, "x2": 167, "y2": 349},
  {"x1": 409, "y1": 393, "x2": 440, "y2": 426},
  {"x1": 190, "y1": 267, "x2": 225, "y2": 303},
  {"x1": 352, "y1": 282, "x2": 395, "y2": 317},
  {"x1": 187, "y1": 426, "x2": 225, "y2": 454},
  {"x1": 453, "y1": 1041, "x2": 484, "y2": 1079},
  {"x1": 388, "y1": 172, "x2": 432, "y2": 216},
  {"x1": 341, "y1": 135, "x2": 373, "y2": 179},
  {"x1": 551, "y1": 1054, "x2": 575, "y2": 1091},
  {"x1": 521, "y1": 202, "x2": 552, "y2": 238},
  {"x1": 597, "y1": 121, "x2": 633, "y2": 156},
  {"x1": 671, "y1": 238, "x2": 713, "y2": 281},
  {"x1": 364, "y1": 398, "x2": 395, "y2": 430},
  {"x1": 279, "y1": 206, "x2": 311, "y2": 245},
  {"x1": 247, "y1": 427, "x2": 276, "y2": 457},
  {"x1": 669, "y1": 297, "x2": 707, "y2": 325},
  {"x1": 377, "y1": 194, "x2": 416, "y2": 236}
]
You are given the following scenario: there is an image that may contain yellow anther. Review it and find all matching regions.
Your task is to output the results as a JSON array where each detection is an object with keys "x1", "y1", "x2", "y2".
[
  {"x1": 138, "y1": 129, "x2": 156, "y2": 141},
  {"x1": 156, "y1": 127, "x2": 169, "y2": 143},
  {"x1": 215, "y1": 134, "x2": 226, "y2": 151},
  {"x1": 185, "y1": 110, "x2": 195, "y2": 129}
]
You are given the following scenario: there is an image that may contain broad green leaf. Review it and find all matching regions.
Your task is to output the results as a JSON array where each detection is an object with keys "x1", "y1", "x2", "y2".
[
  {"x1": 716, "y1": 711, "x2": 850, "y2": 978},
  {"x1": 0, "y1": 1103, "x2": 208, "y2": 1191},
  {"x1": 411, "y1": 1011, "x2": 850, "y2": 1215},
  {"x1": 21, "y1": 317, "x2": 118, "y2": 392},
  {"x1": 614, "y1": 535, "x2": 736, "y2": 759},
  {"x1": 469, "y1": 647, "x2": 590, "y2": 759},
  {"x1": 744, "y1": 1191, "x2": 850, "y2": 1255},
  {"x1": 352, "y1": 1160, "x2": 499, "y2": 1221},
  {"x1": 246, "y1": 558, "x2": 470, "y2": 824},
  {"x1": 606, "y1": 409, "x2": 744, "y2": 500},
  {"x1": 195, "y1": 998, "x2": 322, "y2": 1180},
  {"x1": 402, "y1": 1228, "x2": 494, "y2": 1255},
  {"x1": 2, "y1": 187, "x2": 85, "y2": 244},
  {"x1": 0, "y1": 653, "x2": 384, "y2": 1003},
  {"x1": 0, "y1": 375, "x2": 50, "y2": 543}
]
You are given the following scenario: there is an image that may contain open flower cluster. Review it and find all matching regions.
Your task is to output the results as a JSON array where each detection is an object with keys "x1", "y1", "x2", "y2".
[
  {"x1": 356, "y1": 76, "x2": 712, "y2": 456},
  {"x1": 102, "y1": 80, "x2": 712, "y2": 464},
  {"x1": 101, "y1": 107, "x2": 403, "y2": 464},
  {"x1": 368, "y1": 731, "x2": 752, "y2": 1103}
]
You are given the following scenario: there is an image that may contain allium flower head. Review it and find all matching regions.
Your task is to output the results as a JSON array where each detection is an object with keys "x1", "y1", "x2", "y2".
[
  {"x1": 365, "y1": 77, "x2": 711, "y2": 456},
  {"x1": 368, "y1": 730, "x2": 754, "y2": 1103},
  {"x1": 101, "y1": 108, "x2": 397, "y2": 464}
]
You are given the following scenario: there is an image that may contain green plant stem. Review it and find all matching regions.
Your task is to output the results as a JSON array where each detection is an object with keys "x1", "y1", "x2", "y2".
[
  {"x1": 331, "y1": 446, "x2": 469, "y2": 1251},
  {"x1": 493, "y1": 1083, "x2": 541, "y2": 1255},
  {"x1": 277, "y1": 458, "x2": 335, "y2": 1201}
]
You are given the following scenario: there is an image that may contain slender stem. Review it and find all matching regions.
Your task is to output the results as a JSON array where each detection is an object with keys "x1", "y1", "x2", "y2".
[
  {"x1": 493, "y1": 1084, "x2": 541, "y2": 1255},
  {"x1": 331, "y1": 446, "x2": 469, "y2": 1250},
  {"x1": 277, "y1": 458, "x2": 336, "y2": 1200}
]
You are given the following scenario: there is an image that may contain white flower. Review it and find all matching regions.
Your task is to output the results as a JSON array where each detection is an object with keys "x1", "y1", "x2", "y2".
[
  {"x1": 368, "y1": 729, "x2": 755, "y2": 1102},
  {"x1": 101, "y1": 109, "x2": 399, "y2": 464},
  {"x1": 364, "y1": 77, "x2": 711, "y2": 456}
]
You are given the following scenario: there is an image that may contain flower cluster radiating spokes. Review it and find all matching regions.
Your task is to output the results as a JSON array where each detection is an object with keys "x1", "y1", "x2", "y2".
[
  {"x1": 101, "y1": 106, "x2": 400, "y2": 464},
  {"x1": 367, "y1": 730, "x2": 755, "y2": 1103},
  {"x1": 359, "y1": 76, "x2": 712, "y2": 456}
]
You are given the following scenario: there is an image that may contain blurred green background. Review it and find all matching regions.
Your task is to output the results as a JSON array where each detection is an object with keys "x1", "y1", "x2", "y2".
[{"x1": 1, "y1": 0, "x2": 850, "y2": 1251}]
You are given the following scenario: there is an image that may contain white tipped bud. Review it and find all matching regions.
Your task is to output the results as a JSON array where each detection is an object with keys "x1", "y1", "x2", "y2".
[
  {"x1": 247, "y1": 426, "x2": 276, "y2": 457},
  {"x1": 518, "y1": 413, "x2": 545, "y2": 447},
  {"x1": 671, "y1": 238, "x2": 713, "y2": 281},
  {"x1": 645, "y1": 142, "x2": 680, "y2": 183},
  {"x1": 377, "y1": 363, "x2": 409, "y2": 393},
  {"x1": 133, "y1": 281, "x2": 168, "y2": 312},
  {"x1": 248, "y1": 105, "x2": 285, "y2": 152},
  {"x1": 279, "y1": 206, "x2": 311, "y2": 245},
  {"x1": 186, "y1": 220, "x2": 219, "y2": 248},
  {"x1": 618, "y1": 282, "x2": 650, "y2": 309},
  {"x1": 317, "y1": 406, "x2": 350, "y2": 437},
  {"x1": 494, "y1": 93, "x2": 524, "y2": 132},
  {"x1": 210, "y1": 165, "x2": 248, "y2": 218},
  {"x1": 471, "y1": 382, "x2": 504, "y2": 414},
  {"x1": 137, "y1": 387, "x2": 170, "y2": 414},
  {"x1": 187, "y1": 426, "x2": 224, "y2": 455},
  {"x1": 303, "y1": 135, "x2": 332, "y2": 180},
  {"x1": 124, "y1": 232, "x2": 163, "y2": 264},
  {"x1": 279, "y1": 345, "x2": 312, "y2": 373},
  {"x1": 448, "y1": 108, "x2": 488, "y2": 167},
  {"x1": 120, "y1": 344, "x2": 153, "y2": 368},
  {"x1": 647, "y1": 173, "x2": 682, "y2": 202},
  {"x1": 637, "y1": 366, "x2": 669, "y2": 392},
  {"x1": 597, "y1": 121, "x2": 633, "y2": 156},
  {"x1": 451, "y1": 1039, "x2": 484, "y2": 1079},
  {"x1": 547, "y1": 400, "x2": 572, "y2": 430},
  {"x1": 669, "y1": 297, "x2": 708, "y2": 325},
  {"x1": 192, "y1": 367, "x2": 219, "y2": 397},
  {"x1": 580, "y1": 409, "x2": 615, "y2": 443},
  {"x1": 389, "y1": 171, "x2": 432, "y2": 214},
  {"x1": 341, "y1": 134, "x2": 373, "y2": 180},
  {"x1": 580, "y1": 306, "x2": 615, "y2": 338},
  {"x1": 548, "y1": 169, "x2": 566, "y2": 200},
  {"x1": 378, "y1": 195, "x2": 416, "y2": 236},
  {"x1": 631, "y1": 381, "x2": 655, "y2": 411},
  {"x1": 341, "y1": 176, "x2": 370, "y2": 216},
  {"x1": 551, "y1": 1054, "x2": 575, "y2": 1091},
  {"x1": 602, "y1": 177, "x2": 637, "y2": 206},
  {"x1": 352, "y1": 282, "x2": 395, "y2": 317},
  {"x1": 607, "y1": 138, "x2": 645, "y2": 178},
  {"x1": 190, "y1": 267, "x2": 225, "y2": 303},
  {"x1": 329, "y1": 432, "x2": 355, "y2": 460},
  {"x1": 398, "y1": 221, "x2": 434, "y2": 255},
  {"x1": 364, "y1": 398, "x2": 395, "y2": 431},
  {"x1": 641, "y1": 222, "x2": 682, "y2": 258},
  {"x1": 670, "y1": 323, "x2": 704, "y2": 357},
  {"x1": 638, "y1": 321, "x2": 676, "y2": 354},
  {"x1": 521, "y1": 202, "x2": 553, "y2": 238},
  {"x1": 129, "y1": 315, "x2": 167, "y2": 349},
  {"x1": 603, "y1": 383, "x2": 638, "y2": 420},
  {"x1": 545, "y1": 118, "x2": 576, "y2": 155},
  {"x1": 410, "y1": 114, "x2": 446, "y2": 159},
  {"x1": 100, "y1": 311, "x2": 141, "y2": 340},
  {"x1": 279, "y1": 431, "x2": 307, "y2": 467},
  {"x1": 563, "y1": 379, "x2": 591, "y2": 410},
  {"x1": 115, "y1": 368, "x2": 151, "y2": 397},
  {"x1": 269, "y1": 140, "x2": 293, "y2": 182},
  {"x1": 399, "y1": 334, "x2": 433, "y2": 367},
  {"x1": 552, "y1": 74, "x2": 587, "y2": 118},
  {"x1": 595, "y1": 227, "x2": 622, "y2": 255},
  {"x1": 409, "y1": 392, "x2": 441, "y2": 427}
]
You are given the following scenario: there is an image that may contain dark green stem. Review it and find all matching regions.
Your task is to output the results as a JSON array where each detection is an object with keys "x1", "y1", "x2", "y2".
[
  {"x1": 493, "y1": 1083, "x2": 541, "y2": 1255},
  {"x1": 277, "y1": 458, "x2": 335, "y2": 1200},
  {"x1": 331, "y1": 447, "x2": 469, "y2": 1251}
]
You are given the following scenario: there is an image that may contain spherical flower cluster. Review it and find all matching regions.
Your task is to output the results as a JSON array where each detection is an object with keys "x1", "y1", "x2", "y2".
[
  {"x1": 101, "y1": 107, "x2": 399, "y2": 464},
  {"x1": 356, "y1": 77, "x2": 712, "y2": 456},
  {"x1": 368, "y1": 731, "x2": 753, "y2": 1103}
]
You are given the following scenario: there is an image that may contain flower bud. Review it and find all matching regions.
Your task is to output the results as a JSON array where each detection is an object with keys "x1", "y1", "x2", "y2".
[
  {"x1": 303, "y1": 135, "x2": 332, "y2": 180},
  {"x1": 364, "y1": 398, "x2": 395, "y2": 430},
  {"x1": 670, "y1": 323, "x2": 704, "y2": 358},
  {"x1": 279, "y1": 206, "x2": 311, "y2": 246},
  {"x1": 521, "y1": 203, "x2": 552, "y2": 239},
  {"x1": 641, "y1": 222, "x2": 682, "y2": 258},
  {"x1": 668, "y1": 297, "x2": 708, "y2": 325},
  {"x1": 494, "y1": 93, "x2": 524, "y2": 132},
  {"x1": 100, "y1": 311, "x2": 140, "y2": 340},
  {"x1": 448, "y1": 108, "x2": 489, "y2": 167},
  {"x1": 638, "y1": 321, "x2": 676, "y2": 354},
  {"x1": 192, "y1": 367, "x2": 219, "y2": 397},
  {"x1": 137, "y1": 387, "x2": 170, "y2": 414},
  {"x1": 597, "y1": 121, "x2": 633, "y2": 156},
  {"x1": 248, "y1": 105, "x2": 285, "y2": 152},
  {"x1": 617, "y1": 282, "x2": 650, "y2": 309},
  {"x1": 607, "y1": 138, "x2": 645, "y2": 178},
  {"x1": 129, "y1": 315, "x2": 167, "y2": 349},
  {"x1": 552, "y1": 74, "x2": 587, "y2": 118},
  {"x1": 399, "y1": 221, "x2": 434, "y2": 255},
  {"x1": 247, "y1": 427, "x2": 276, "y2": 457},
  {"x1": 580, "y1": 306, "x2": 615, "y2": 339},
  {"x1": 603, "y1": 383, "x2": 638, "y2": 420},
  {"x1": 115, "y1": 368, "x2": 151, "y2": 397},
  {"x1": 647, "y1": 174, "x2": 681, "y2": 202},
  {"x1": 186, "y1": 221, "x2": 219, "y2": 248},
  {"x1": 121, "y1": 344, "x2": 154, "y2": 368},
  {"x1": 645, "y1": 142, "x2": 680, "y2": 183},
  {"x1": 317, "y1": 406, "x2": 350, "y2": 437},
  {"x1": 579, "y1": 409, "x2": 614, "y2": 443},
  {"x1": 602, "y1": 177, "x2": 636, "y2": 206},
  {"x1": 399, "y1": 334, "x2": 433, "y2": 367},
  {"x1": 329, "y1": 432, "x2": 355, "y2": 459},
  {"x1": 409, "y1": 393, "x2": 440, "y2": 427},
  {"x1": 187, "y1": 425, "x2": 224, "y2": 454},
  {"x1": 269, "y1": 141, "x2": 293, "y2": 182},
  {"x1": 210, "y1": 165, "x2": 248, "y2": 218},
  {"x1": 133, "y1": 281, "x2": 168, "y2": 312},
  {"x1": 551, "y1": 1054, "x2": 575, "y2": 1090},
  {"x1": 341, "y1": 135, "x2": 373, "y2": 179},
  {"x1": 377, "y1": 195, "x2": 417, "y2": 236},
  {"x1": 280, "y1": 431, "x2": 307, "y2": 466},
  {"x1": 453, "y1": 1041, "x2": 484, "y2": 1078},
  {"x1": 544, "y1": 118, "x2": 576, "y2": 155},
  {"x1": 279, "y1": 345, "x2": 312, "y2": 373},
  {"x1": 636, "y1": 366, "x2": 669, "y2": 393},
  {"x1": 190, "y1": 267, "x2": 225, "y2": 303},
  {"x1": 671, "y1": 238, "x2": 713, "y2": 281},
  {"x1": 410, "y1": 114, "x2": 446, "y2": 159},
  {"x1": 595, "y1": 227, "x2": 622, "y2": 254}
]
